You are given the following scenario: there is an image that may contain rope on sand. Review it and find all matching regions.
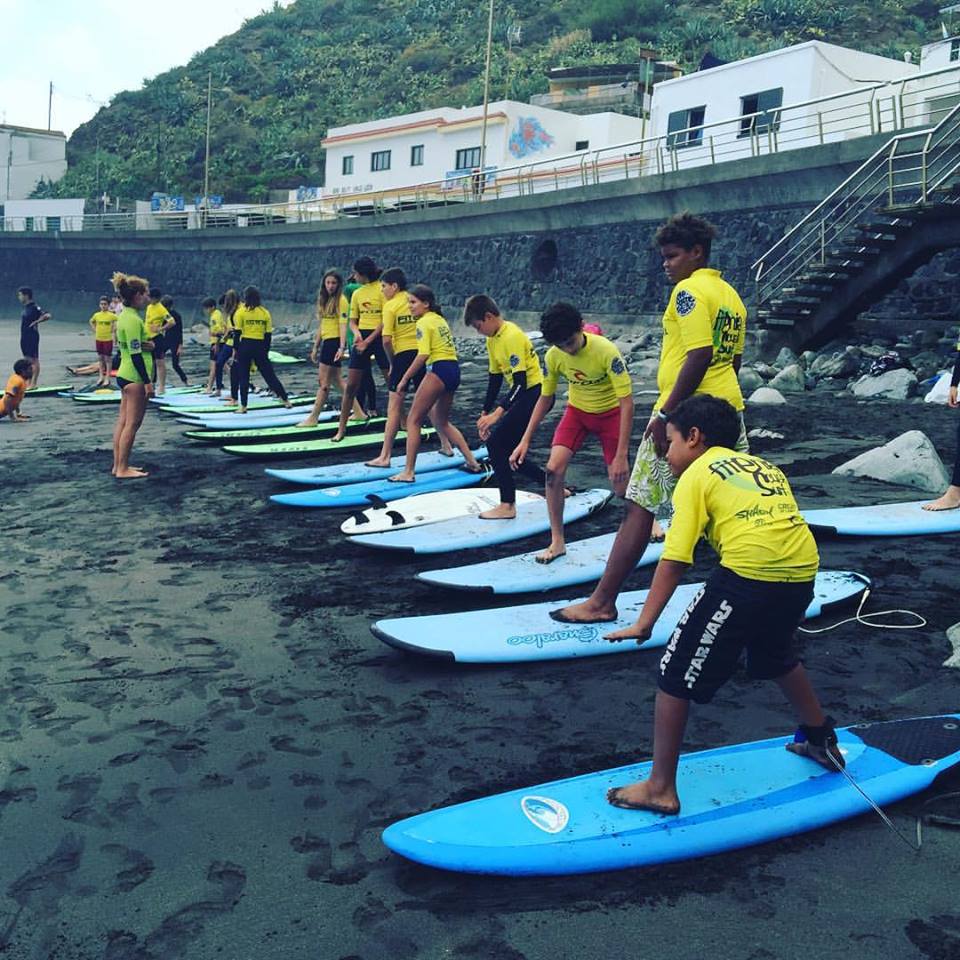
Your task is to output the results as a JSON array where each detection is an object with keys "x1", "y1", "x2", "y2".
[{"x1": 799, "y1": 587, "x2": 926, "y2": 635}]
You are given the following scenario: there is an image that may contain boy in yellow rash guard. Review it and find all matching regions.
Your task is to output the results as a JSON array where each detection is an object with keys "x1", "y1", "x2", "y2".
[
  {"x1": 202, "y1": 298, "x2": 226, "y2": 394},
  {"x1": 89, "y1": 295, "x2": 116, "y2": 386},
  {"x1": 464, "y1": 293, "x2": 545, "y2": 519},
  {"x1": 604, "y1": 395, "x2": 842, "y2": 816},
  {"x1": 557, "y1": 211, "x2": 748, "y2": 624},
  {"x1": 232, "y1": 285, "x2": 291, "y2": 413},
  {"x1": 144, "y1": 288, "x2": 176, "y2": 395},
  {"x1": 510, "y1": 302, "x2": 633, "y2": 564}
]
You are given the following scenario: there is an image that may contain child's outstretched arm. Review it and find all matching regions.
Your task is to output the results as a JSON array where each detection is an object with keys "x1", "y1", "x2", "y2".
[
  {"x1": 609, "y1": 393, "x2": 634, "y2": 494},
  {"x1": 605, "y1": 558, "x2": 689, "y2": 643},
  {"x1": 509, "y1": 394, "x2": 554, "y2": 469}
]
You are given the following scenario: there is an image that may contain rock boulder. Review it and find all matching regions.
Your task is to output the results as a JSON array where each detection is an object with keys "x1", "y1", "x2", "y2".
[
  {"x1": 832, "y1": 430, "x2": 950, "y2": 492},
  {"x1": 747, "y1": 387, "x2": 788, "y2": 405},
  {"x1": 769, "y1": 363, "x2": 806, "y2": 393},
  {"x1": 849, "y1": 369, "x2": 918, "y2": 400}
]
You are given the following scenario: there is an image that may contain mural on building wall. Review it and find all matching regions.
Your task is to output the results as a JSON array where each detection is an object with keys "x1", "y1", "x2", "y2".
[{"x1": 509, "y1": 117, "x2": 555, "y2": 159}]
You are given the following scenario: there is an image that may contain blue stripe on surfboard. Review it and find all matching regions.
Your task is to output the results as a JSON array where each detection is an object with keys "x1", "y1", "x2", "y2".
[
  {"x1": 382, "y1": 715, "x2": 960, "y2": 875},
  {"x1": 801, "y1": 500, "x2": 960, "y2": 536},
  {"x1": 270, "y1": 464, "x2": 492, "y2": 508},
  {"x1": 372, "y1": 570, "x2": 870, "y2": 662},
  {"x1": 350, "y1": 488, "x2": 612, "y2": 554},
  {"x1": 176, "y1": 408, "x2": 332, "y2": 429},
  {"x1": 416, "y1": 524, "x2": 669, "y2": 594},
  {"x1": 264, "y1": 447, "x2": 488, "y2": 487}
]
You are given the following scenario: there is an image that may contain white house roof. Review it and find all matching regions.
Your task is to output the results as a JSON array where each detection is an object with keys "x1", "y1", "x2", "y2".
[{"x1": 653, "y1": 39, "x2": 917, "y2": 91}]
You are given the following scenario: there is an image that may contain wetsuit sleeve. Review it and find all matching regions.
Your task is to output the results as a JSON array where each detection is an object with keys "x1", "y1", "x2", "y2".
[
  {"x1": 501, "y1": 370, "x2": 528, "y2": 410},
  {"x1": 132, "y1": 354, "x2": 150, "y2": 383},
  {"x1": 483, "y1": 373, "x2": 504, "y2": 413},
  {"x1": 952, "y1": 349, "x2": 960, "y2": 388}
]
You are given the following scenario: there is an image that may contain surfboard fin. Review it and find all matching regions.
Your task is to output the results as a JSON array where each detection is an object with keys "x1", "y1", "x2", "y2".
[
  {"x1": 365, "y1": 494, "x2": 389, "y2": 510},
  {"x1": 386, "y1": 511, "x2": 405, "y2": 526}
]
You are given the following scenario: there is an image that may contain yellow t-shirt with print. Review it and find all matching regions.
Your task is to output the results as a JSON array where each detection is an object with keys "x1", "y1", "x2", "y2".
[
  {"x1": 144, "y1": 301, "x2": 170, "y2": 338},
  {"x1": 382, "y1": 291, "x2": 418, "y2": 353},
  {"x1": 662, "y1": 447, "x2": 818, "y2": 582},
  {"x1": 209, "y1": 308, "x2": 227, "y2": 344},
  {"x1": 487, "y1": 320, "x2": 543, "y2": 389},
  {"x1": 319, "y1": 294, "x2": 349, "y2": 341},
  {"x1": 350, "y1": 281, "x2": 384, "y2": 333},
  {"x1": 90, "y1": 310, "x2": 115, "y2": 341},
  {"x1": 416, "y1": 311, "x2": 458, "y2": 363},
  {"x1": 656, "y1": 268, "x2": 746, "y2": 413},
  {"x1": 235, "y1": 304, "x2": 272, "y2": 341},
  {"x1": 542, "y1": 333, "x2": 631, "y2": 415}
]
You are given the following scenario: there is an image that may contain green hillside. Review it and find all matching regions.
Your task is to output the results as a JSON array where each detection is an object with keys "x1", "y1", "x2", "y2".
[{"x1": 39, "y1": 0, "x2": 941, "y2": 204}]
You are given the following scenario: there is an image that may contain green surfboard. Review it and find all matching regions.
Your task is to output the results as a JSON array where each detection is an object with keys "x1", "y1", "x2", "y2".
[
  {"x1": 224, "y1": 428, "x2": 436, "y2": 460},
  {"x1": 268, "y1": 350, "x2": 304, "y2": 364},
  {"x1": 26, "y1": 384, "x2": 73, "y2": 397},
  {"x1": 184, "y1": 417, "x2": 386, "y2": 445}
]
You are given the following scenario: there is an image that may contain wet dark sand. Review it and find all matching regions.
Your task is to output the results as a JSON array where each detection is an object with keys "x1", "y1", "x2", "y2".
[{"x1": 1, "y1": 321, "x2": 959, "y2": 960}]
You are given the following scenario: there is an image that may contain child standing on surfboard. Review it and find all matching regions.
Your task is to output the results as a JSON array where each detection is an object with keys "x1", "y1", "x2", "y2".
[
  {"x1": 464, "y1": 294, "x2": 546, "y2": 519},
  {"x1": 604, "y1": 395, "x2": 843, "y2": 815},
  {"x1": 509, "y1": 302, "x2": 633, "y2": 564}
]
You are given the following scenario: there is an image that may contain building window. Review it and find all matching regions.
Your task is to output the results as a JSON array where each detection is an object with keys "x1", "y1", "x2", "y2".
[
  {"x1": 410, "y1": 144, "x2": 424, "y2": 166},
  {"x1": 342, "y1": 155, "x2": 354, "y2": 175},
  {"x1": 666, "y1": 106, "x2": 705, "y2": 150},
  {"x1": 575, "y1": 140, "x2": 589, "y2": 151},
  {"x1": 371, "y1": 150, "x2": 391, "y2": 172},
  {"x1": 952, "y1": 38, "x2": 960, "y2": 61},
  {"x1": 739, "y1": 88, "x2": 784, "y2": 137},
  {"x1": 455, "y1": 146, "x2": 482, "y2": 169}
]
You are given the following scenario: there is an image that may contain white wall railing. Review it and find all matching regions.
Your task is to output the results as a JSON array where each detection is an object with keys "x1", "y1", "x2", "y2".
[{"x1": 5, "y1": 62, "x2": 960, "y2": 235}]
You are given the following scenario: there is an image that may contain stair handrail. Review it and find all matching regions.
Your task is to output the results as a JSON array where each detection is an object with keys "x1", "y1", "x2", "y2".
[{"x1": 753, "y1": 99, "x2": 960, "y2": 304}]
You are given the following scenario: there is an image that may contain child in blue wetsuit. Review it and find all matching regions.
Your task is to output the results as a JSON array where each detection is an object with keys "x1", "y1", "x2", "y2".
[{"x1": 604, "y1": 394, "x2": 843, "y2": 816}]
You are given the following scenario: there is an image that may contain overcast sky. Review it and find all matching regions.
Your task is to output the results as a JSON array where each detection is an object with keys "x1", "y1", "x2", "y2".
[{"x1": 0, "y1": 0, "x2": 293, "y2": 136}]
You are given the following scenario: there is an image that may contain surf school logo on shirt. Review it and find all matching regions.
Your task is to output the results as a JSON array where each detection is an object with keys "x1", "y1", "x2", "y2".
[
  {"x1": 611, "y1": 356, "x2": 626, "y2": 376},
  {"x1": 509, "y1": 353, "x2": 520, "y2": 368},
  {"x1": 676, "y1": 289, "x2": 697, "y2": 317},
  {"x1": 520, "y1": 795, "x2": 569, "y2": 834},
  {"x1": 416, "y1": 328, "x2": 423, "y2": 339}
]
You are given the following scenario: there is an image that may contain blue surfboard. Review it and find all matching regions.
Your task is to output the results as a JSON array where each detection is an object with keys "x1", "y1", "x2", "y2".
[
  {"x1": 350, "y1": 488, "x2": 612, "y2": 554},
  {"x1": 176, "y1": 405, "x2": 321, "y2": 429},
  {"x1": 372, "y1": 570, "x2": 869, "y2": 662},
  {"x1": 416, "y1": 525, "x2": 668, "y2": 594},
  {"x1": 383, "y1": 714, "x2": 960, "y2": 875},
  {"x1": 264, "y1": 447, "x2": 489, "y2": 487},
  {"x1": 270, "y1": 464, "x2": 493, "y2": 508},
  {"x1": 802, "y1": 501, "x2": 960, "y2": 536}
]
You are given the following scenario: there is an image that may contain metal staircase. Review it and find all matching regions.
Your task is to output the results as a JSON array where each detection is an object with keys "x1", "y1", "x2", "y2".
[{"x1": 753, "y1": 100, "x2": 960, "y2": 350}]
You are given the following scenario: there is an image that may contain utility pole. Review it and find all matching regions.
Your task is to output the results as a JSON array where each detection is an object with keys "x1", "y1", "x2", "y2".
[
  {"x1": 48, "y1": 82, "x2": 53, "y2": 130},
  {"x1": 203, "y1": 72, "x2": 212, "y2": 228},
  {"x1": 477, "y1": 0, "x2": 495, "y2": 198}
]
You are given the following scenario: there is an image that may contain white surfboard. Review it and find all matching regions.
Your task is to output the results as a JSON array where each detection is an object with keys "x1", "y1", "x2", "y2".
[{"x1": 341, "y1": 489, "x2": 542, "y2": 535}]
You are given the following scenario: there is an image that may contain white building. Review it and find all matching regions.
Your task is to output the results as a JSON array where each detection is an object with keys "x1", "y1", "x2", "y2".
[
  {"x1": 646, "y1": 41, "x2": 920, "y2": 171},
  {"x1": 0, "y1": 124, "x2": 67, "y2": 202},
  {"x1": 321, "y1": 101, "x2": 645, "y2": 198},
  {"x1": 3, "y1": 198, "x2": 85, "y2": 231}
]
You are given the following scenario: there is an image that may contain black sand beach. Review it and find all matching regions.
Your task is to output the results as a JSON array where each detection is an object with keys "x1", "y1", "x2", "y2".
[{"x1": 1, "y1": 315, "x2": 959, "y2": 960}]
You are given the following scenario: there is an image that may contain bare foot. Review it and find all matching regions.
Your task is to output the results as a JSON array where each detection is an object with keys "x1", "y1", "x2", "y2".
[
  {"x1": 464, "y1": 461, "x2": 485, "y2": 473},
  {"x1": 535, "y1": 544, "x2": 567, "y2": 565},
  {"x1": 923, "y1": 488, "x2": 960, "y2": 512},
  {"x1": 283, "y1": 400, "x2": 293, "y2": 409},
  {"x1": 550, "y1": 599, "x2": 617, "y2": 623},
  {"x1": 606, "y1": 781, "x2": 680, "y2": 815},
  {"x1": 389, "y1": 473, "x2": 415, "y2": 483},
  {"x1": 479, "y1": 503, "x2": 517, "y2": 520},
  {"x1": 438, "y1": 447, "x2": 455, "y2": 457},
  {"x1": 330, "y1": 432, "x2": 345, "y2": 443},
  {"x1": 115, "y1": 467, "x2": 149, "y2": 480},
  {"x1": 650, "y1": 520, "x2": 666, "y2": 542},
  {"x1": 365, "y1": 457, "x2": 392, "y2": 468},
  {"x1": 296, "y1": 419, "x2": 318, "y2": 427}
]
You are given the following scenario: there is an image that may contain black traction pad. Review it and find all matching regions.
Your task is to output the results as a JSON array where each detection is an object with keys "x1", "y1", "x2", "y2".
[{"x1": 851, "y1": 716, "x2": 960, "y2": 765}]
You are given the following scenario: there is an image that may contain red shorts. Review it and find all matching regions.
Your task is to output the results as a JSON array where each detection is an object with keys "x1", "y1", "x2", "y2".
[
  {"x1": 551, "y1": 404, "x2": 621, "y2": 464},
  {"x1": 96, "y1": 339, "x2": 113, "y2": 357}
]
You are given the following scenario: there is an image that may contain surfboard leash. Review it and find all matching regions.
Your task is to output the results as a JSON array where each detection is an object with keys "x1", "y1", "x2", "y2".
[
  {"x1": 827, "y1": 750, "x2": 923, "y2": 851},
  {"x1": 799, "y1": 587, "x2": 927, "y2": 636}
]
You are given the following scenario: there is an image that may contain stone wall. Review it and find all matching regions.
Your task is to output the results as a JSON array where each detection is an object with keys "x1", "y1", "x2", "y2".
[{"x1": 4, "y1": 131, "x2": 952, "y2": 339}]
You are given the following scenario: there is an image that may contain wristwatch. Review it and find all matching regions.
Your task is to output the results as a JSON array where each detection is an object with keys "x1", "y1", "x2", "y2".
[{"x1": 656, "y1": 409, "x2": 670, "y2": 422}]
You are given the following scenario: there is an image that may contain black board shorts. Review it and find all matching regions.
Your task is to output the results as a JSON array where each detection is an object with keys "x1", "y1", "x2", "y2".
[
  {"x1": 348, "y1": 331, "x2": 389, "y2": 373},
  {"x1": 319, "y1": 338, "x2": 342, "y2": 367},
  {"x1": 20, "y1": 328, "x2": 39, "y2": 358},
  {"x1": 388, "y1": 349, "x2": 424, "y2": 392},
  {"x1": 657, "y1": 566, "x2": 814, "y2": 704}
]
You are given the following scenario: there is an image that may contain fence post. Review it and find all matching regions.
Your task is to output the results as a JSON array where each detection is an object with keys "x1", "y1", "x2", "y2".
[{"x1": 820, "y1": 219, "x2": 825, "y2": 264}]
